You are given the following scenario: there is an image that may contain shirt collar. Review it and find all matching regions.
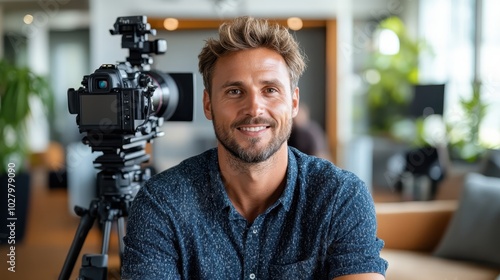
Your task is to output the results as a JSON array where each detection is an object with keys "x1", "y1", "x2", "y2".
[
  {"x1": 207, "y1": 148, "x2": 232, "y2": 211},
  {"x1": 208, "y1": 147, "x2": 299, "y2": 213},
  {"x1": 277, "y1": 147, "x2": 298, "y2": 212}
]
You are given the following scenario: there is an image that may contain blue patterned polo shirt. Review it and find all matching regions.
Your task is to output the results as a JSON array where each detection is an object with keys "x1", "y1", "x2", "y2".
[{"x1": 122, "y1": 147, "x2": 387, "y2": 279}]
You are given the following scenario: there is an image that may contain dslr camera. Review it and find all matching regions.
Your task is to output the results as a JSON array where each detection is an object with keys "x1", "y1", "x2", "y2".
[{"x1": 68, "y1": 15, "x2": 193, "y2": 143}]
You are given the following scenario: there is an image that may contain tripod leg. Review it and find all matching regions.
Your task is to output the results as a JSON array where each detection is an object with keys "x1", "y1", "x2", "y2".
[
  {"x1": 117, "y1": 217, "x2": 126, "y2": 266},
  {"x1": 78, "y1": 207, "x2": 114, "y2": 280},
  {"x1": 101, "y1": 219, "x2": 113, "y2": 255},
  {"x1": 58, "y1": 205, "x2": 97, "y2": 280}
]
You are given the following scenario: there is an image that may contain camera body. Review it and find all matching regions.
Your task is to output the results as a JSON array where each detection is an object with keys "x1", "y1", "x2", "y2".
[
  {"x1": 68, "y1": 64, "x2": 194, "y2": 135},
  {"x1": 68, "y1": 63, "x2": 151, "y2": 134}
]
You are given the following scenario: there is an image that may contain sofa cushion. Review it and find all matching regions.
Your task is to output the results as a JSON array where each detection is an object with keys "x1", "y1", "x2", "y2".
[
  {"x1": 382, "y1": 249, "x2": 500, "y2": 280},
  {"x1": 434, "y1": 172, "x2": 500, "y2": 267}
]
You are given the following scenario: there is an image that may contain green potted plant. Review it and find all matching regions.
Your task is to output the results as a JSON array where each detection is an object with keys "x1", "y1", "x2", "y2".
[
  {"x1": 446, "y1": 81, "x2": 488, "y2": 162},
  {"x1": 364, "y1": 16, "x2": 425, "y2": 138},
  {"x1": 0, "y1": 58, "x2": 53, "y2": 244},
  {"x1": 0, "y1": 59, "x2": 53, "y2": 171}
]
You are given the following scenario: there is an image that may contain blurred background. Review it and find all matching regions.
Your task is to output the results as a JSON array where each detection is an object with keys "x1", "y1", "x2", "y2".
[{"x1": 0, "y1": 0, "x2": 499, "y2": 279}]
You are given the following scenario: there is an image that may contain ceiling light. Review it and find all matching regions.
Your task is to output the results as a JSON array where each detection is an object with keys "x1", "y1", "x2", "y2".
[
  {"x1": 23, "y1": 14, "x2": 34, "y2": 25},
  {"x1": 287, "y1": 17, "x2": 303, "y2": 31},
  {"x1": 163, "y1": 18, "x2": 179, "y2": 31}
]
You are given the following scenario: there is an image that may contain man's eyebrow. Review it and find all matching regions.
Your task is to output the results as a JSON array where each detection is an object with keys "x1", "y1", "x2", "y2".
[
  {"x1": 220, "y1": 81, "x2": 244, "y2": 88},
  {"x1": 220, "y1": 79, "x2": 286, "y2": 89},
  {"x1": 260, "y1": 79, "x2": 285, "y2": 88}
]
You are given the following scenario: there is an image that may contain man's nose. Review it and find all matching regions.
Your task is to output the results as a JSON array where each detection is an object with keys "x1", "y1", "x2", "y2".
[{"x1": 244, "y1": 91, "x2": 265, "y2": 117}]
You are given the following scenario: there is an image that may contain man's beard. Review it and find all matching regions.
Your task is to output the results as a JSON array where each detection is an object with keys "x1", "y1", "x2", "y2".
[{"x1": 212, "y1": 114, "x2": 292, "y2": 163}]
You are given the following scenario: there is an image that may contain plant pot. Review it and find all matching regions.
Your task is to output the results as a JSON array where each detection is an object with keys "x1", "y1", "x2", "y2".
[{"x1": 0, "y1": 172, "x2": 31, "y2": 245}]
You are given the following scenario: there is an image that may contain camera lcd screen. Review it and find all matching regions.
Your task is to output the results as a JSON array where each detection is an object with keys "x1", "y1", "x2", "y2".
[{"x1": 80, "y1": 95, "x2": 118, "y2": 126}]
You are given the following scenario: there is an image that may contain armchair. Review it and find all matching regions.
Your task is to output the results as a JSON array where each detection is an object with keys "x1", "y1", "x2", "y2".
[{"x1": 376, "y1": 200, "x2": 500, "y2": 280}]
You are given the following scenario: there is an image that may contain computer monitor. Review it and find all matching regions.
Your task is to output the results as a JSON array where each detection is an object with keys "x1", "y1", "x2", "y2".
[{"x1": 408, "y1": 84, "x2": 445, "y2": 118}]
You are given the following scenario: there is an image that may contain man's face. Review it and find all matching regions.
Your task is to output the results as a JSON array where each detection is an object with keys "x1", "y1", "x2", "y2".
[{"x1": 203, "y1": 47, "x2": 299, "y2": 163}]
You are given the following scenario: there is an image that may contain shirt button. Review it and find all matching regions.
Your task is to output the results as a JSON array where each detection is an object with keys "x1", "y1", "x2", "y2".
[
  {"x1": 249, "y1": 273, "x2": 256, "y2": 279},
  {"x1": 252, "y1": 229, "x2": 258, "y2": 234}
]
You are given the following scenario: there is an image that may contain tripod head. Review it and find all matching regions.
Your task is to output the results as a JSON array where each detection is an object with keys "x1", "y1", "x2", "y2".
[{"x1": 83, "y1": 117, "x2": 163, "y2": 197}]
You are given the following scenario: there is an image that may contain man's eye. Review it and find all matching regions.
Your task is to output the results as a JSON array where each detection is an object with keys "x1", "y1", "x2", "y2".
[
  {"x1": 264, "y1": 88, "x2": 278, "y2": 94},
  {"x1": 227, "y1": 89, "x2": 242, "y2": 95}
]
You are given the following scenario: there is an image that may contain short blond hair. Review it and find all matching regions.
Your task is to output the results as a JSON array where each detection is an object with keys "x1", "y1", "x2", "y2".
[{"x1": 198, "y1": 16, "x2": 306, "y2": 95}]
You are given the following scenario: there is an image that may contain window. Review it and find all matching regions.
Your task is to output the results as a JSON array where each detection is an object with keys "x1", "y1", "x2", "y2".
[
  {"x1": 419, "y1": 0, "x2": 500, "y2": 151},
  {"x1": 479, "y1": 0, "x2": 500, "y2": 147}
]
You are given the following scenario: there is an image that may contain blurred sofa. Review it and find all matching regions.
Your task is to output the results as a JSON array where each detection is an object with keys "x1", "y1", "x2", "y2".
[{"x1": 376, "y1": 173, "x2": 500, "y2": 280}]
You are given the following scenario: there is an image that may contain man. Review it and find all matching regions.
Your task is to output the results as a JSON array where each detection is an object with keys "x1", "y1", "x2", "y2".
[
  {"x1": 122, "y1": 16, "x2": 387, "y2": 279},
  {"x1": 289, "y1": 103, "x2": 331, "y2": 160}
]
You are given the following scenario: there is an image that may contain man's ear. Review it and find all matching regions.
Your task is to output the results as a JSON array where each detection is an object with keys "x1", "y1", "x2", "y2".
[
  {"x1": 203, "y1": 89, "x2": 213, "y2": 120},
  {"x1": 292, "y1": 87, "x2": 300, "y2": 118}
]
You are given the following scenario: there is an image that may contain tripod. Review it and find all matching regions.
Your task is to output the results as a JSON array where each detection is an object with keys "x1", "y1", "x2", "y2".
[{"x1": 59, "y1": 134, "x2": 155, "y2": 280}]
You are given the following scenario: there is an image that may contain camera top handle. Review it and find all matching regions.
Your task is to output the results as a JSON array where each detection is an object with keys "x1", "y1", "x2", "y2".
[{"x1": 110, "y1": 16, "x2": 167, "y2": 69}]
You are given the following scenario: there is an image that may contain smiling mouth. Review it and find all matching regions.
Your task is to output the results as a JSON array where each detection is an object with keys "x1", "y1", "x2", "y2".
[{"x1": 238, "y1": 126, "x2": 269, "y2": 132}]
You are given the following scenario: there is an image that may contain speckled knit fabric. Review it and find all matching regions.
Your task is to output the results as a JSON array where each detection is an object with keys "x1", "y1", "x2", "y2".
[{"x1": 122, "y1": 147, "x2": 387, "y2": 279}]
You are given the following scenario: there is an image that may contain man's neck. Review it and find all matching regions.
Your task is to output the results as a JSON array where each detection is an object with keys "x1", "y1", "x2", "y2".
[{"x1": 218, "y1": 145, "x2": 289, "y2": 223}]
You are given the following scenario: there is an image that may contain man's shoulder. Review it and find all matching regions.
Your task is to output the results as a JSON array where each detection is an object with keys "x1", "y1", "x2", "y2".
[
  {"x1": 290, "y1": 147, "x2": 365, "y2": 189},
  {"x1": 146, "y1": 148, "x2": 215, "y2": 190},
  {"x1": 131, "y1": 149, "x2": 221, "y2": 219},
  {"x1": 291, "y1": 147, "x2": 340, "y2": 175}
]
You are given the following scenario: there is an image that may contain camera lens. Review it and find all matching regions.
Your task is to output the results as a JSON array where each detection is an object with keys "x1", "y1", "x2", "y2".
[
  {"x1": 96, "y1": 78, "x2": 108, "y2": 89},
  {"x1": 144, "y1": 70, "x2": 179, "y2": 120}
]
